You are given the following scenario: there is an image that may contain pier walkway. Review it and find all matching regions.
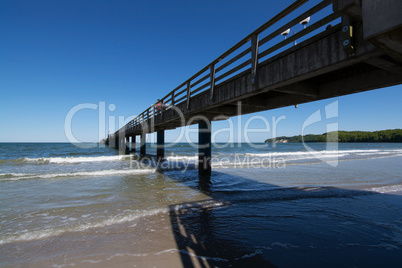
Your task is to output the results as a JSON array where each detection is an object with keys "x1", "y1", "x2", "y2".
[{"x1": 107, "y1": 0, "x2": 402, "y2": 176}]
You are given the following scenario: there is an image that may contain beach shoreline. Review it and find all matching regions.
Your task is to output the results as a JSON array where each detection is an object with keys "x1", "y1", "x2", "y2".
[
  {"x1": 1, "y1": 144, "x2": 402, "y2": 267},
  {"x1": 1, "y1": 210, "x2": 184, "y2": 267},
  {"x1": 2, "y1": 188, "x2": 402, "y2": 267}
]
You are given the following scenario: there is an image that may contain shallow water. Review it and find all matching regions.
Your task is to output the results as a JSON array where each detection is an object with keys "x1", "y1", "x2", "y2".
[{"x1": 1, "y1": 142, "x2": 402, "y2": 267}]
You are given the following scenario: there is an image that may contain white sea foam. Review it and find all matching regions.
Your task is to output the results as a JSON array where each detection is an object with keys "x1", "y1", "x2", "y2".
[
  {"x1": 0, "y1": 169, "x2": 155, "y2": 181},
  {"x1": 0, "y1": 198, "x2": 230, "y2": 245},
  {"x1": 166, "y1": 155, "x2": 197, "y2": 161},
  {"x1": 270, "y1": 242, "x2": 299, "y2": 249},
  {"x1": 105, "y1": 253, "x2": 148, "y2": 261},
  {"x1": 178, "y1": 249, "x2": 229, "y2": 262},
  {"x1": 23, "y1": 155, "x2": 132, "y2": 164},
  {"x1": 245, "y1": 149, "x2": 402, "y2": 158},
  {"x1": 172, "y1": 200, "x2": 228, "y2": 212},
  {"x1": 346, "y1": 243, "x2": 400, "y2": 251},
  {"x1": 369, "y1": 185, "x2": 402, "y2": 194},
  {"x1": 155, "y1": 248, "x2": 178, "y2": 255},
  {"x1": 81, "y1": 259, "x2": 102, "y2": 264},
  {"x1": 0, "y1": 208, "x2": 167, "y2": 245},
  {"x1": 238, "y1": 250, "x2": 262, "y2": 259},
  {"x1": 154, "y1": 248, "x2": 230, "y2": 262}
]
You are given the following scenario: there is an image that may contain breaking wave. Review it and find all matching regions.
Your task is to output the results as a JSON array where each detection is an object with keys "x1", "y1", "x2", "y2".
[
  {"x1": 0, "y1": 169, "x2": 155, "y2": 181},
  {"x1": 0, "y1": 155, "x2": 132, "y2": 165},
  {"x1": 245, "y1": 149, "x2": 402, "y2": 159},
  {"x1": 0, "y1": 208, "x2": 167, "y2": 245},
  {"x1": 0, "y1": 199, "x2": 226, "y2": 245}
]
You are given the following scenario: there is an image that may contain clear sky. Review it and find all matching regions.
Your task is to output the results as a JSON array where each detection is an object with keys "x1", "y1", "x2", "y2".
[{"x1": 1, "y1": 0, "x2": 401, "y2": 143}]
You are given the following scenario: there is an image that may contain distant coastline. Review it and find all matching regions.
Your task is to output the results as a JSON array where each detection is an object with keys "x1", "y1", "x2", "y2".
[{"x1": 265, "y1": 129, "x2": 402, "y2": 143}]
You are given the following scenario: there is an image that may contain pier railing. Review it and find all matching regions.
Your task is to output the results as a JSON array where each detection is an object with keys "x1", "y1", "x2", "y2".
[{"x1": 113, "y1": 0, "x2": 341, "y2": 138}]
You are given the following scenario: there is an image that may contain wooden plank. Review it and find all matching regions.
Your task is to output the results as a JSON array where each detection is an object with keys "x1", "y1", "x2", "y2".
[
  {"x1": 171, "y1": 81, "x2": 187, "y2": 96},
  {"x1": 191, "y1": 81, "x2": 209, "y2": 96},
  {"x1": 192, "y1": 73, "x2": 209, "y2": 89},
  {"x1": 175, "y1": 95, "x2": 187, "y2": 104},
  {"x1": 175, "y1": 86, "x2": 187, "y2": 97},
  {"x1": 216, "y1": 47, "x2": 251, "y2": 73},
  {"x1": 215, "y1": 59, "x2": 251, "y2": 83}
]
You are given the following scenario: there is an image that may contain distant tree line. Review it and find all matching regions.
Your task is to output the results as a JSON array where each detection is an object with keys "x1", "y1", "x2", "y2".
[{"x1": 265, "y1": 129, "x2": 402, "y2": 143}]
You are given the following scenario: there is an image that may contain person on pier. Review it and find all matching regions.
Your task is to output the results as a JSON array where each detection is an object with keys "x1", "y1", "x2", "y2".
[{"x1": 156, "y1": 99, "x2": 167, "y2": 112}]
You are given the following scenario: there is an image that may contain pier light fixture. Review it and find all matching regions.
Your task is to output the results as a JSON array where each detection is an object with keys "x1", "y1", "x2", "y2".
[
  {"x1": 281, "y1": 28, "x2": 290, "y2": 39},
  {"x1": 300, "y1": 17, "x2": 310, "y2": 29}
]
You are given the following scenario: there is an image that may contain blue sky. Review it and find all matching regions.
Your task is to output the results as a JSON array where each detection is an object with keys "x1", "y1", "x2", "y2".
[{"x1": 1, "y1": 0, "x2": 401, "y2": 143}]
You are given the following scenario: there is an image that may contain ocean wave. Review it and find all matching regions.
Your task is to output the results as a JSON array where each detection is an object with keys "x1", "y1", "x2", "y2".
[
  {"x1": 0, "y1": 169, "x2": 155, "y2": 181},
  {"x1": 0, "y1": 155, "x2": 132, "y2": 165},
  {"x1": 0, "y1": 199, "x2": 226, "y2": 245},
  {"x1": 0, "y1": 208, "x2": 167, "y2": 245},
  {"x1": 165, "y1": 155, "x2": 197, "y2": 161},
  {"x1": 369, "y1": 184, "x2": 402, "y2": 194},
  {"x1": 245, "y1": 149, "x2": 402, "y2": 158},
  {"x1": 0, "y1": 158, "x2": 28, "y2": 164}
]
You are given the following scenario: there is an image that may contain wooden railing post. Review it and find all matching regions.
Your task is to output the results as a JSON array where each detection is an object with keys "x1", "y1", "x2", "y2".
[
  {"x1": 171, "y1": 91, "x2": 175, "y2": 106},
  {"x1": 186, "y1": 81, "x2": 191, "y2": 109},
  {"x1": 210, "y1": 64, "x2": 215, "y2": 100},
  {"x1": 161, "y1": 99, "x2": 166, "y2": 120},
  {"x1": 251, "y1": 34, "x2": 259, "y2": 87}
]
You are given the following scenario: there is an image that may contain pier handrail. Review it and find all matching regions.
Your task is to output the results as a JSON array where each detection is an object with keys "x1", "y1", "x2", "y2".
[{"x1": 112, "y1": 0, "x2": 340, "y2": 138}]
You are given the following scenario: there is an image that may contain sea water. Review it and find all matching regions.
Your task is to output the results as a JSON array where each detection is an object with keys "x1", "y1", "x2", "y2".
[{"x1": 1, "y1": 142, "x2": 402, "y2": 267}]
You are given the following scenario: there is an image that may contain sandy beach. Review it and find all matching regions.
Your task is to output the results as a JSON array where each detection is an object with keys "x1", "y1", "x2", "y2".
[
  {"x1": 2, "y1": 210, "x2": 189, "y2": 267},
  {"x1": 1, "y1": 143, "x2": 402, "y2": 267}
]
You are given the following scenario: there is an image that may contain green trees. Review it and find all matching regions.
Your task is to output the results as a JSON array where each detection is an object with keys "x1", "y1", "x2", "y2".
[{"x1": 265, "y1": 129, "x2": 402, "y2": 143}]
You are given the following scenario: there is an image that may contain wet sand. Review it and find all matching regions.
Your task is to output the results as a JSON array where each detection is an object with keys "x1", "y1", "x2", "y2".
[
  {"x1": 2, "y1": 190, "x2": 402, "y2": 267},
  {"x1": 1, "y1": 198, "x2": 275, "y2": 267},
  {"x1": 1, "y1": 210, "x2": 185, "y2": 267}
]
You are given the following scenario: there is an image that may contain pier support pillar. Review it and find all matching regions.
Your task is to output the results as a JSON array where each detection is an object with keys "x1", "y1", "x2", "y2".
[
  {"x1": 119, "y1": 137, "x2": 125, "y2": 155},
  {"x1": 157, "y1": 130, "x2": 165, "y2": 162},
  {"x1": 108, "y1": 135, "x2": 113, "y2": 148},
  {"x1": 140, "y1": 133, "x2": 146, "y2": 155},
  {"x1": 125, "y1": 137, "x2": 130, "y2": 154},
  {"x1": 131, "y1": 135, "x2": 136, "y2": 153},
  {"x1": 198, "y1": 119, "x2": 211, "y2": 177},
  {"x1": 114, "y1": 136, "x2": 119, "y2": 149}
]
